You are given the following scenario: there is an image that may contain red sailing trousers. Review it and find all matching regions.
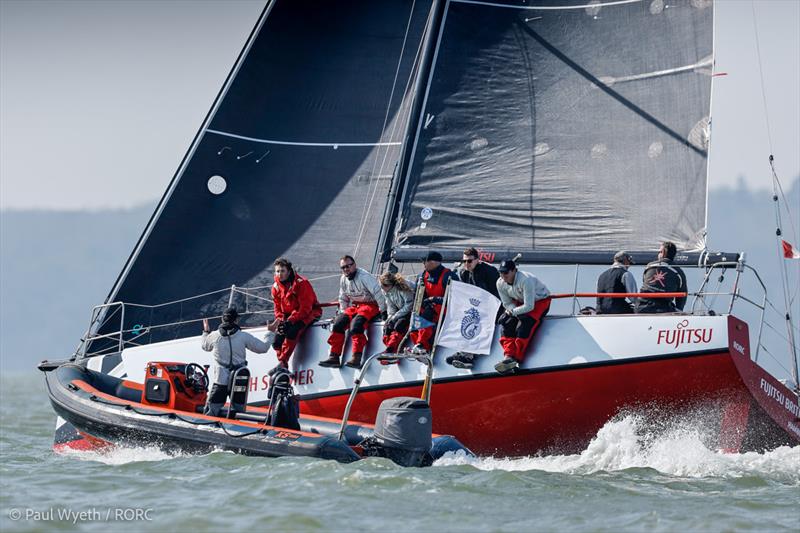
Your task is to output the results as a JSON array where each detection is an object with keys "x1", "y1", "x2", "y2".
[
  {"x1": 382, "y1": 316, "x2": 410, "y2": 353},
  {"x1": 409, "y1": 303, "x2": 442, "y2": 352},
  {"x1": 327, "y1": 303, "x2": 380, "y2": 355},
  {"x1": 498, "y1": 298, "x2": 551, "y2": 362}
]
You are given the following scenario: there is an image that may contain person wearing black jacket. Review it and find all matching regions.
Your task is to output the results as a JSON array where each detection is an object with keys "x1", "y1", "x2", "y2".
[
  {"x1": 636, "y1": 241, "x2": 688, "y2": 313},
  {"x1": 458, "y1": 247, "x2": 500, "y2": 298},
  {"x1": 596, "y1": 251, "x2": 637, "y2": 314},
  {"x1": 446, "y1": 248, "x2": 501, "y2": 369}
]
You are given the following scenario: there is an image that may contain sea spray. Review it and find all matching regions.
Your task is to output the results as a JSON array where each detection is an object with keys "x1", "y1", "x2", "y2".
[{"x1": 434, "y1": 414, "x2": 800, "y2": 483}]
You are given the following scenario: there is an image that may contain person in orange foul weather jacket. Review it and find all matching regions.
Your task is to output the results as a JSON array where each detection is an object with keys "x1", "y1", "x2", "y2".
[{"x1": 270, "y1": 257, "x2": 322, "y2": 368}]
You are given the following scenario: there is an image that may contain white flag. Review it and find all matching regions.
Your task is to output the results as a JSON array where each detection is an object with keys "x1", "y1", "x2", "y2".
[{"x1": 436, "y1": 281, "x2": 501, "y2": 355}]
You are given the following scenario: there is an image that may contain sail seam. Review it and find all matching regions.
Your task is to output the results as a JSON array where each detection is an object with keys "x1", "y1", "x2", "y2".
[{"x1": 205, "y1": 129, "x2": 401, "y2": 148}]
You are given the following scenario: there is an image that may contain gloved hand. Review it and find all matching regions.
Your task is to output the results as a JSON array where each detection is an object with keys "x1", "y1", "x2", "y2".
[
  {"x1": 277, "y1": 320, "x2": 287, "y2": 335},
  {"x1": 497, "y1": 310, "x2": 513, "y2": 326},
  {"x1": 380, "y1": 310, "x2": 388, "y2": 321}
]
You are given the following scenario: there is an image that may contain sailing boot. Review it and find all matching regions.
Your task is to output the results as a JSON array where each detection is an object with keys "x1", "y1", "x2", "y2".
[
  {"x1": 451, "y1": 352, "x2": 475, "y2": 369},
  {"x1": 344, "y1": 352, "x2": 363, "y2": 369},
  {"x1": 494, "y1": 357, "x2": 519, "y2": 375},
  {"x1": 318, "y1": 352, "x2": 341, "y2": 368}
]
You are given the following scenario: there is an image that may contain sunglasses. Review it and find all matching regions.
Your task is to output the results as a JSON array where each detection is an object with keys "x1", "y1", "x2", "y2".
[
  {"x1": 381, "y1": 283, "x2": 392, "y2": 288},
  {"x1": 462, "y1": 258, "x2": 476, "y2": 264},
  {"x1": 340, "y1": 263, "x2": 355, "y2": 270}
]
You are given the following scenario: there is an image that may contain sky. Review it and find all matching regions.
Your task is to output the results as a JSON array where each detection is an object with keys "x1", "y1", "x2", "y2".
[{"x1": 1, "y1": 0, "x2": 799, "y2": 210}]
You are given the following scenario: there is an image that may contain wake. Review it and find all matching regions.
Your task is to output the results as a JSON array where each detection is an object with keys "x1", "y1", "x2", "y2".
[
  {"x1": 57, "y1": 444, "x2": 194, "y2": 465},
  {"x1": 435, "y1": 414, "x2": 800, "y2": 482}
]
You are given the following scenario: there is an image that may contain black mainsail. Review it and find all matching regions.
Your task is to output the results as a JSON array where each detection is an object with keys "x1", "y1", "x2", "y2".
[{"x1": 388, "y1": 0, "x2": 715, "y2": 263}]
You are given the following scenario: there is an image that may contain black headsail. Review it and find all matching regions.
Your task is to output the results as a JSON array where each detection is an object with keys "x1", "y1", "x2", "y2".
[
  {"x1": 86, "y1": 0, "x2": 436, "y2": 354},
  {"x1": 387, "y1": 0, "x2": 717, "y2": 265}
]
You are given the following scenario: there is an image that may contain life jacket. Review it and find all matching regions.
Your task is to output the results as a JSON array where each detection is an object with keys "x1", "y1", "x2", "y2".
[
  {"x1": 423, "y1": 265, "x2": 451, "y2": 300},
  {"x1": 596, "y1": 267, "x2": 633, "y2": 314}
]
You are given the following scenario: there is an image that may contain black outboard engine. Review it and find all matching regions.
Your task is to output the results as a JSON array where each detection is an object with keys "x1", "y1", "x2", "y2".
[
  {"x1": 366, "y1": 397, "x2": 433, "y2": 467},
  {"x1": 266, "y1": 367, "x2": 300, "y2": 430}
]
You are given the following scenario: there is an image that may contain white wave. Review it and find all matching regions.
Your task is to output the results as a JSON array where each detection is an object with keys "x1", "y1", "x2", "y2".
[
  {"x1": 435, "y1": 415, "x2": 800, "y2": 482},
  {"x1": 57, "y1": 444, "x2": 190, "y2": 465}
]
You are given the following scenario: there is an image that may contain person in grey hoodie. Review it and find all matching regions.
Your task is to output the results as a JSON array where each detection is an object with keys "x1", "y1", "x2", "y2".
[
  {"x1": 201, "y1": 307, "x2": 276, "y2": 416},
  {"x1": 319, "y1": 255, "x2": 386, "y2": 369}
]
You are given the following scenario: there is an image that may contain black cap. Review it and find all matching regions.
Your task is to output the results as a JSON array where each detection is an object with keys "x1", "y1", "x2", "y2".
[
  {"x1": 424, "y1": 251, "x2": 443, "y2": 262},
  {"x1": 498, "y1": 259, "x2": 516, "y2": 273},
  {"x1": 222, "y1": 307, "x2": 239, "y2": 322}
]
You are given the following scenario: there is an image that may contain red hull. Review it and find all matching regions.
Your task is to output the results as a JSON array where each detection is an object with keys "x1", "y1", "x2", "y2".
[
  {"x1": 301, "y1": 317, "x2": 799, "y2": 455},
  {"x1": 302, "y1": 351, "x2": 753, "y2": 455}
]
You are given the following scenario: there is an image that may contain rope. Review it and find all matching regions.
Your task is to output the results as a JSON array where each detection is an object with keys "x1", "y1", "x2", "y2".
[
  {"x1": 757, "y1": 344, "x2": 797, "y2": 383},
  {"x1": 750, "y1": 0, "x2": 799, "y2": 386},
  {"x1": 217, "y1": 423, "x2": 263, "y2": 439},
  {"x1": 353, "y1": 0, "x2": 424, "y2": 257},
  {"x1": 750, "y1": 1, "x2": 774, "y2": 153}
]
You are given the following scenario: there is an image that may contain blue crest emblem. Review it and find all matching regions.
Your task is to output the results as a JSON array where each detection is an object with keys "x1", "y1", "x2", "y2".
[
  {"x1": 469, "y1": 298, "x2": 481, "y2": 307},
  {"x1": 461, "y1": 308, "x2": 481, "y2": 340}
]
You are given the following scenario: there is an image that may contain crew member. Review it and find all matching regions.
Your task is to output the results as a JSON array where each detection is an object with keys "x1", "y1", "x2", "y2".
[
  {"x1": 270, "y1": 257, "x2": 322, "y2": 368},
  {"x1": 637, "y1": 241, "x2": 687, "y2": 313},
  {"x1": 447, "y1": 247, "x2": 501, "y2": 368},
  {"x1": 379, "y1": 271, "x2": 416, "y2": 358},
  {"x1": 319, "y1": 256, "x2": 386, "y2": 369},
  {"x1": 201, "y1": 307, "x2": 276, "y2": 416},
  {"x1": 409, "y1": 251, "x2": 458, "y2": 354},
  {"x1": 596, "y1": 251, "x2": 638, "y2": 314},
  {"x1": 458, "y1": 247, "x2": 500, "y2": 298},
  {"x1": 494, "y1": 260, "x2": 551, "y2": 375}
]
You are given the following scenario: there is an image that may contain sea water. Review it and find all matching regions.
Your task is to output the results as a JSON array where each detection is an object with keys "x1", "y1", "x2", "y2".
[{"x1": 1, "y1": 374, "x2": 798, "y2": 532}]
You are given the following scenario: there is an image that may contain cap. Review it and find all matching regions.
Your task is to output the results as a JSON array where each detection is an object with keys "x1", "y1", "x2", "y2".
[
  {"x1": 613, "y1": 251, "x2": 633, "y2": 264},
  {"x1": 498, "y1": 259, "x2": 516, "y2": 273},
  {"x1": 423, "y1": 251, "x2": 443, "y2": 262},
  {"x1": 222, "y1": 307, "x2": 239, "y2": 322}
]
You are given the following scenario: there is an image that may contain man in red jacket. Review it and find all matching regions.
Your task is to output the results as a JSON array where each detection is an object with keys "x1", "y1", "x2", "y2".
[{"x1": 271, "y1": 257, "x2": 322, "y2": 368}]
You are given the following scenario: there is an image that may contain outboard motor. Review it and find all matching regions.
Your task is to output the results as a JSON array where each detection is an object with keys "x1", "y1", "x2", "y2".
[
  {"x1": 366, "y1": 397, "x2": 433, "y2": 467},
  {"x1": 266, "y1": 367, "x2": 300, "y2": 430}
]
